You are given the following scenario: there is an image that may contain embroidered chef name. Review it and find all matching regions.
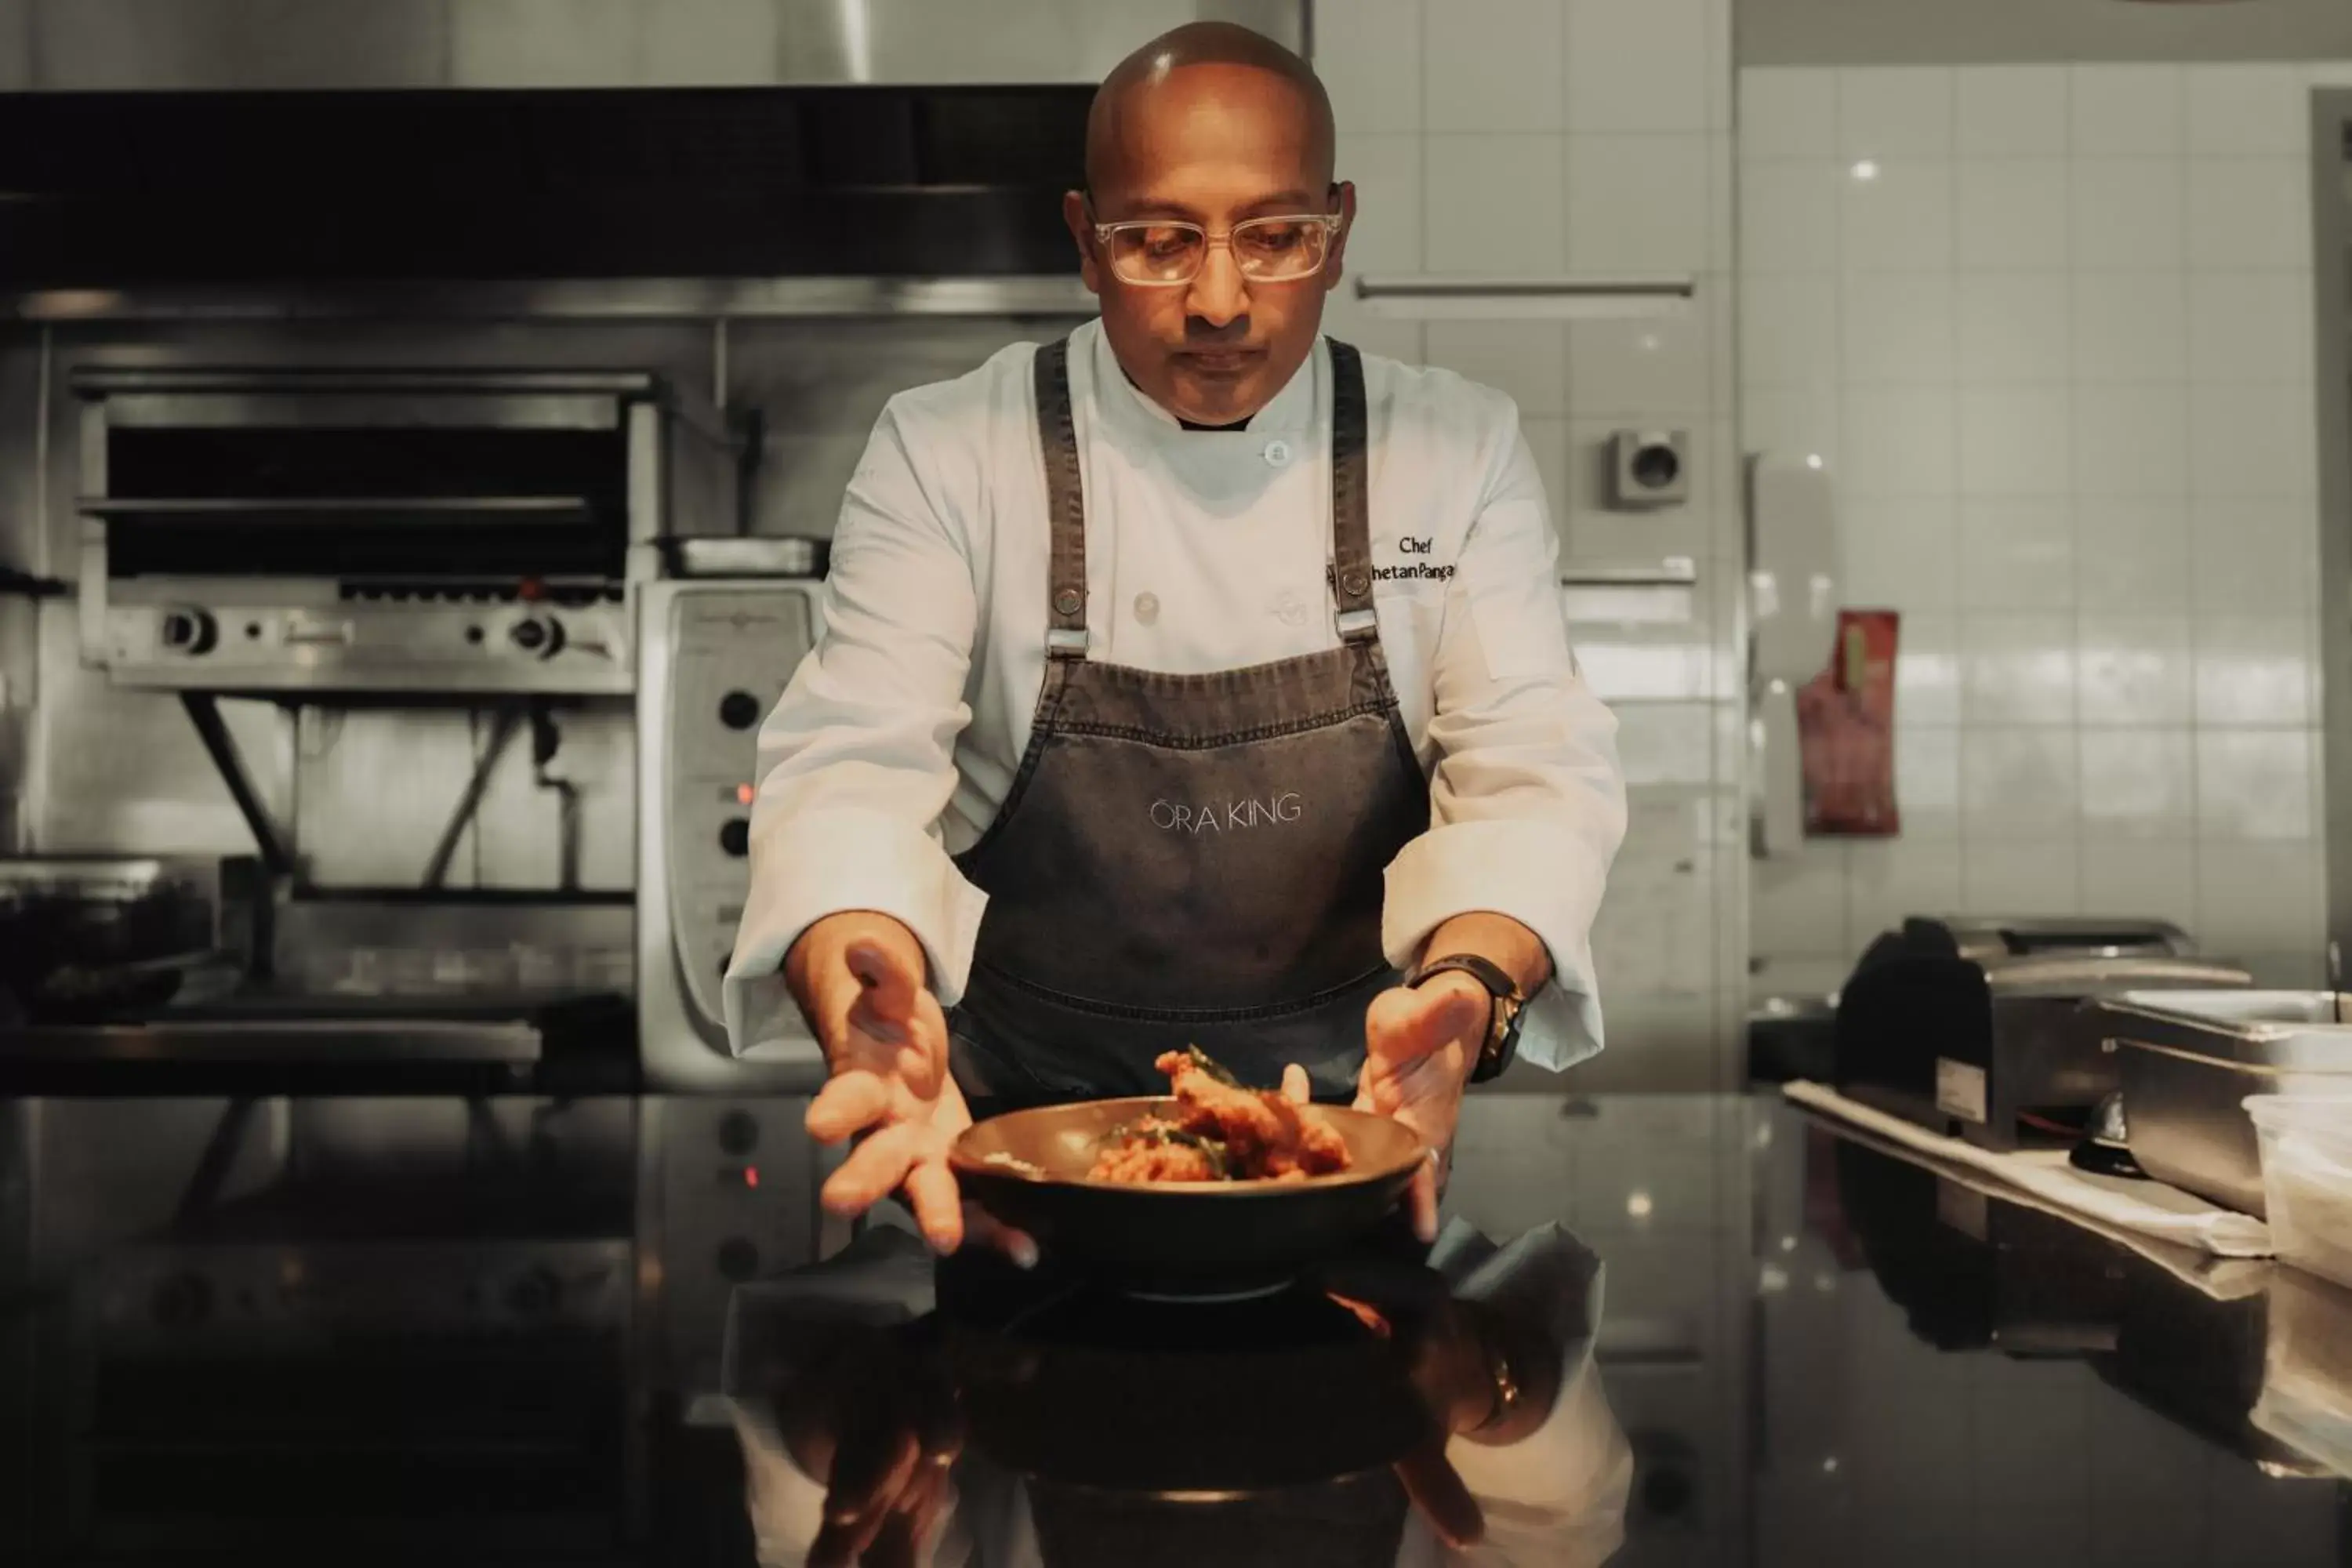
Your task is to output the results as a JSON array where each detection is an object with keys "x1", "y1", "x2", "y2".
[
  {"x1": 1348, "y1": 536, "x2": 1459, "y2": 584},
  {"x1": 1150, "y1": 793, "x2": 1303, "y2": 835}
]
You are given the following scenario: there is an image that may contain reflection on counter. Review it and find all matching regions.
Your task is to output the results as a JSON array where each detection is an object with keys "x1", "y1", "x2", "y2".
[
  {"x1": 1758, "y1": 1109, "x2": 2352, "y2": 1567},
  {"x1": 0, "y1": 1092, "x2": 2343, "y2": 1565},
  {"x1": 722, "y1": 1222, "x2": 1632, "y2": 1567}
]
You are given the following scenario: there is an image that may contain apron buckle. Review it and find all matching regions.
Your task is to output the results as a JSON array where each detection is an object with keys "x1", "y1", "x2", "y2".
[{"x1": 1046, "y1": 627, "x2": 1091, "y2": 659}]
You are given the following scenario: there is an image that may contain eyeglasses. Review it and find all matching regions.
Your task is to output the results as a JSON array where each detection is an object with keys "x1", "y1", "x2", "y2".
[{"x1": 1090, "y1": 213, "x2": 1342, "y2": 286}]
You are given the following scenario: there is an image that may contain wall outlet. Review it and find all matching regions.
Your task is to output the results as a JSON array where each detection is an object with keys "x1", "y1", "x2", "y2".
[{"x1": 1609, "y1": 429, "x2": 1692, "y2": 509}]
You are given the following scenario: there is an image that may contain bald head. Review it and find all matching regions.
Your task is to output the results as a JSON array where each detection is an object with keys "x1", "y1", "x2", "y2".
[
  {"x1": 1085, "y1": 21, "x2": 1334, "y2": 195},
  {"x1": 1065, "y1": 23, "x2": 1350, "y2": 427}
]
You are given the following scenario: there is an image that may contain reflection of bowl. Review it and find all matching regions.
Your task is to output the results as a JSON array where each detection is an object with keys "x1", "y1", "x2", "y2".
[
  {"x1": 946, "y1": 1286, "x2": 1432, "y2": 1494},
  {"x1": 950, "y1": 1097, "x2": 1425, "y2": 1298}
]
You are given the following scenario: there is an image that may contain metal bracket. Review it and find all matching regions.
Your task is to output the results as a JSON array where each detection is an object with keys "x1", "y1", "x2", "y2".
[
  {"x1": 179, "y1": 693, "x2": 296, "y2": 880},
  {"x1": 420, "y1": 704, "x2": 527, "y2": 891}
]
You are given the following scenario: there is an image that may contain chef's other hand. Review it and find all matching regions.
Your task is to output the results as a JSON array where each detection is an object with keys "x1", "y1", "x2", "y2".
[
  {"x1": 791, "y1": 913, "x2": 967, "y2": 1253},
  {"x1": 1359, "y1": 974, "x2": 1487, "y2": 1244},
  {"x1": 774, "y1": 1322, "x2": 963, "y2": 1568},
  {"x1": 1317, "y1": 1258, "x2": 1491, "y2": 1549}
]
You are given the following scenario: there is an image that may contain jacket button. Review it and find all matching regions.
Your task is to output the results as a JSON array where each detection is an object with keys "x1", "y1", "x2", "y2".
[{"x1": 1054, "y1": 587, "x2": 1082, "y2": 615}]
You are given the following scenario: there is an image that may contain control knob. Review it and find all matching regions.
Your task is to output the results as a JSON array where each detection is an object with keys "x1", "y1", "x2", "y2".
[
  {"x1": 158, "y1": 607, "x2": 218, "y2": 656},
  {"x1": 718, "y1": 818, "x2": 750, "y2": 857},
  {"x1": 719, "y1": 691, "x2": 762, "y2": 730},
  {"x1": 509, "y1": 615, "x2": 566, "y2": 659}
]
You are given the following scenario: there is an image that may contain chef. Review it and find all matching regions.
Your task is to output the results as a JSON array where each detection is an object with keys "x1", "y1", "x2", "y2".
[{"x1": 725, "y1": 22, "x2": 1625, "y2": 1256}]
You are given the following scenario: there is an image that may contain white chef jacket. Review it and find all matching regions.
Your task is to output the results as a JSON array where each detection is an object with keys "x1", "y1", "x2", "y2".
[{"x1": 724, "y1": 318, "x2": 1626, "y2": 1072}]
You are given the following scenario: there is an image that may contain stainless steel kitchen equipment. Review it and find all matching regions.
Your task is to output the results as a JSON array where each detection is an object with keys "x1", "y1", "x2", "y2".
[
  {"x1": 5, "y1": 363, "x2": 758, "y2": 1086},
  {"x1": 0, "y1": 855, "x2": 267, "y2": 1024},
  {"x1": 1835, "y1": 916, "x2": 2253, "y2": 1150},
  {"x1": 637, "y1": 543, "x2": 827, "y2": 1093},
  {"x1": 74, "y1": 366, "x2": 739, "y2": 695},
  {"x1": 2089, "y1": 990, "x2": 2352, "y2": 1218}
]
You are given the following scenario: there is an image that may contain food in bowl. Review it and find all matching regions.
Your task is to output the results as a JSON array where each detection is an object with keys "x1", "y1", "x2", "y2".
[{"x1": 1086, "y1": 1047, "x2": 1354, "y2": 1184}]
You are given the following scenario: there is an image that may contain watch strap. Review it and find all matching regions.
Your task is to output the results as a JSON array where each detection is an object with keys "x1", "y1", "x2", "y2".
[{"x1": 1406, "y1": 953, "x2": 1525, "y2": 1083}]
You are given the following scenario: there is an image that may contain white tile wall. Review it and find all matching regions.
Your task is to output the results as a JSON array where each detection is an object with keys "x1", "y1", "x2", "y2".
[
  {"x1": 1423, "y1": 0, "x2": 1566, "y2": 132},
  {"x1": 1321, "y1": 0, "x2": 1742, "y2": 1083},
  {"x1": 1741, "y1": 61, "x2": 2331, "y2": 986}
]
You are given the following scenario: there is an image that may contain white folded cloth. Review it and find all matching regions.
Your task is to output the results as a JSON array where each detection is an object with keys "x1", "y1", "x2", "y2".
[{"x1": 1783, "y1": 1079, "x2": 2275, "y2": 1268}]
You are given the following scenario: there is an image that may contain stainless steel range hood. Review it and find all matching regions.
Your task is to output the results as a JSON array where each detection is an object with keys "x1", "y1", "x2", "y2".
[
  {"x1": 767, "y1": 0, "x2": 1304, "y2": 85},
  {"x1": 18, "y1": 1, "x2": 1301, "y2": 92},
  {"x1": 0, "y1": 2, "x2": 1301, "y2": 307}
]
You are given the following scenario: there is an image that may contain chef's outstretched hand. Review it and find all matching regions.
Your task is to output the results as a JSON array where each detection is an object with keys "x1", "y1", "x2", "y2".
[
  {"x1": 790, "y1": 913, "x2": 975, "y2": 1255},
  {"x1": 1359, "y1": 974, "x2": 1490, "y2": 1244}
]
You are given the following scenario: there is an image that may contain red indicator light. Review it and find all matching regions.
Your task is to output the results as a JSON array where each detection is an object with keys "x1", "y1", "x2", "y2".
[
  {"x1": 743, "y1": 1167, "x2": 759, "y2": 1189},
  {"x1": 735, "y1": 783, "x2": 756, "y2": 805}
]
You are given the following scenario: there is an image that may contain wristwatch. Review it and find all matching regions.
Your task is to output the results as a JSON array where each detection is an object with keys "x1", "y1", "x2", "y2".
[{"x1": 1404, "y1": 953, "x2": 1526, "y2": 1083}]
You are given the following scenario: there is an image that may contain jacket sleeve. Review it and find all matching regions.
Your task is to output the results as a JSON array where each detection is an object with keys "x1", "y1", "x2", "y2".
[
  {"x1": 722, "y1": 396, "x2": 991, "y2": 1056},
  {"x1": 1380, "y1": 413, "x2": 1628, "y2": 1071}
]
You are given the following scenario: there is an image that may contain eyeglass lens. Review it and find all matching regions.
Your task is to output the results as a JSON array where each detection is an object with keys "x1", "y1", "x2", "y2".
[{"x1": 1103, "y1": 218, "x2": 1330, "y2": 284}]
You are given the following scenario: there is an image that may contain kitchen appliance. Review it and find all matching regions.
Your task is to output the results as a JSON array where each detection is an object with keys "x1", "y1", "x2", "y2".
[
  {"x1": 74, "y1": 365, "x2": 738, "y2": 696},
  {"x1": 0, "y1": 855, "x2": 267, "y2": 1024},
  {"x1": 636, "y1": 544, "x2": 829, "y2": 1094},
  {"x1": 1835, "y1": 916, "x2": 2252, "y2": 1150},
  {"x1": 2090, "y1": 991, "x2": 2352, "y2": 1218},
  {"x1": 18, "y1": 364, "x2": 748, "y2": 1087}
]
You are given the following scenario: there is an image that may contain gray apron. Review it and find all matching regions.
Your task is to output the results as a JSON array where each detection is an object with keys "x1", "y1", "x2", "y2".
[{"x1": 948, "y1": 337, "x2": 1429, "y2": 1113}]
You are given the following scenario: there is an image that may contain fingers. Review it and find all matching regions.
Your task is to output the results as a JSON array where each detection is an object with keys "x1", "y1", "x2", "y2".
[
  {"x1": 1358, "y1": 1047, "x2": 1465, "y2": 1119},
  {"x1": 866, "y1": 1461, "x2": 952, "y2": 1568},
  {"x1": 1280, "y1": 1062, "x2": 1312, "y2": 1105},
  {"x1": 809, "y1": 955, "x2": 868, "y2": 1068},
  {"x1": 827, "y1": 1424, "x2": 919, "y2": 1525},
  {"x1": 816, "y1": 1425, "x2": 920, "y2": 1567},
  {"x1": 1394, "y1": 1436, "x2": 1486, "y2": 1550},
  {"x1": 961, "y1": 1201, "x2": 1040, "y2": 1269},
  {"x1": 821, "y1": 1123, "x2": 929, "y2": 1218},
  {"x1": 807, "y1": 1069, "x2": 892, "y2": 1145},
  {"x1": 900, "y1": 1157, "x2": 966, "y2": 1254},
  {"x1": 1318, "y1": 1254, "x2": 1449, "y2": 1318},
  {"x1": 897, "y1": 985, "x2": 950, "y2": 1101}
]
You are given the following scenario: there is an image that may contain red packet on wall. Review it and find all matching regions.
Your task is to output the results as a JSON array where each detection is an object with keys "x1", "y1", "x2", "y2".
[{"x1": 1797, "y1": 609, "x2": 1900, "y2": 837}]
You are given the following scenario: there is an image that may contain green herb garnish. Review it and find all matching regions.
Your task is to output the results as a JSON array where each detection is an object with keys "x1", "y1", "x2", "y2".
[
  {"x1": 1101, "y1": 1117, "x2": 1232, "y2": 1179},
  {"x1": 1180, "y1": 1044, "x2": 1240, "y2": 1087}
]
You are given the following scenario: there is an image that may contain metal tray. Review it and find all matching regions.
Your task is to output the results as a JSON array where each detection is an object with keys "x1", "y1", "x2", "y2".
[{"x1": 2089, "y1": 992, "x2": 2352, "y2": 1217}]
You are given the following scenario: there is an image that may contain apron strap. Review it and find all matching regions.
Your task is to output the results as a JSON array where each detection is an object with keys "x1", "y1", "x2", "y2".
[
  {"x1": 1036, "y1": 335, "x2": 1378, "y2": 653},
  {"x1": 1033, "y1": 336, "x2": 1091, "y2": 660},
  {"x1": 1325, "y1": 339, "x2": 1379, "y2": 644}
]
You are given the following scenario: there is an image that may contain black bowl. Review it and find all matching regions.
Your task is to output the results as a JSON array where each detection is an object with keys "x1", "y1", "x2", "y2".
[{"x1": 950, "y1": 1096, "x2": 1425, "y2": 1298}]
